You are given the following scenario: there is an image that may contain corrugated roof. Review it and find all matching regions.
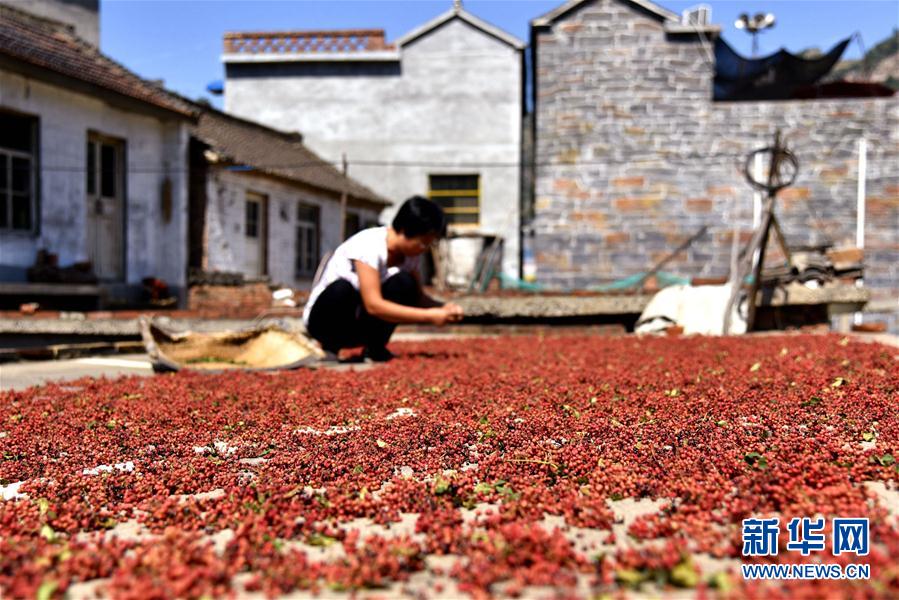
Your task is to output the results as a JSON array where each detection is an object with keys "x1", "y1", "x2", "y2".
[{"x1": 193, "y1": 109, "x2": 390, "y2": 208}]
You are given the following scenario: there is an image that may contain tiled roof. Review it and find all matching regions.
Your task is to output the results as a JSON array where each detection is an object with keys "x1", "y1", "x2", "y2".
[
  {"x1": 0, "y1": 4, "x2": 194, "y2": 117},
  {"x1": 223, "y1": 29, "x2": 395, "y2": 55},
  {"x1": 192, "y1": 108, "x2": 390, "y2": 207}
]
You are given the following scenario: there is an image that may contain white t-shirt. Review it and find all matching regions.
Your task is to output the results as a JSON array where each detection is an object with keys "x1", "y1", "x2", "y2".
[{"x1": 303, "y1": 226, "x2": 420, "y2": 326}]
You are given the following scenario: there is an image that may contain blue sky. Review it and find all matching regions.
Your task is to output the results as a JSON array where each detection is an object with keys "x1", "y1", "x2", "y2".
[{"x1": 101, "y1": 0, "x2": 899, "y2": 106}]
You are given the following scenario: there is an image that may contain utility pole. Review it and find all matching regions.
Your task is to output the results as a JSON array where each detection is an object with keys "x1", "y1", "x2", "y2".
[{"x1": 339, "y1": 153, "x2": 348, "y2": 240}]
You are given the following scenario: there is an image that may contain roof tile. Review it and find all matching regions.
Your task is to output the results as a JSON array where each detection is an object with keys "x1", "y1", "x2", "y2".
[
  {"x1": 0, "y1": 4, "x2": 194, "y2": 117},
  {"x1": 193, "y1": 109, "x2": 390, "y2": 207}
]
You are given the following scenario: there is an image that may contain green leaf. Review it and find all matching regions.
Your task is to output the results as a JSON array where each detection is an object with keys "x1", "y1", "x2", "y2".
[
  {"x1": 562, "y1": 404, "x2": 581, "y2": 419},
  {"x1": 749, "y1": 362, "x2": 761, "y2": 372},
  {"x1": 433, "y1": 476, "x2": 451, "y2": 495},
  {"x1": 36, "y1": 580, "x2": 58, "y2": 600},
  {"x1": 615, "y1": 569, "x2": 646, "y2": 588},
  {"x1": 716, "y1": 420, "x2": 728, "y2": 427},
  {"x1": 307, "y1": 532, "x2": 337, "y2": 547},
  {"x1": 474, "y1": 482, "x2": 494, "y2": 495},
  {"x1": 495, "y1": 482, "x2": 520, "y2": 501},
  {"x1": 709, "y1": 571, "x2": 732, "y2": 592},
  {"x1": 862, "y1": 432, "x2": 875, "y2": 442},
  {"x1": 876, "y1": 454, "x2": 896, "y2": 467},
  {"x1": 802, "y1": 396, "x2": 823, "y2": 408},
  {"x1": 375, "y1": 439, "x2": 387, "y2": 449},
  {"x1": 39, "y1": 524, "x2": 57, "y2": 543},
  {"x1": 831, "y1": 377, "x2": 846, "y2": 388},
  {"x1": 744, "y1": 452, "x2": 768, "y2": 470},
  {"x1": 670, "y1": 557, "x2": 699, "y2": 588}
]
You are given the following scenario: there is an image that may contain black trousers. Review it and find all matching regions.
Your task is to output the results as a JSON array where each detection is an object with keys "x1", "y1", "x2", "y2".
[{"x1": 307, "y1": 271, "x2": 418, "y2": 352}]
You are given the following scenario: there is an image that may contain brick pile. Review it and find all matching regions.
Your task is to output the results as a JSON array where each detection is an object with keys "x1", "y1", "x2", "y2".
[{"x1": 187, "y1": 283, "x2": 274, "y2": 319}]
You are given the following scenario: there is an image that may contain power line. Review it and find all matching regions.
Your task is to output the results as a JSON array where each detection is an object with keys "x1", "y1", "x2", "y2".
[{"x1": 17, "y1": 151, "x2": 753, "y2": 174}]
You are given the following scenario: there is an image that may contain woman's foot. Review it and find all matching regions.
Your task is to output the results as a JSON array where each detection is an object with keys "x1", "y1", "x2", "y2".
[{"x1": 363, "y1": 346, "x2": 395, "y2": 362}]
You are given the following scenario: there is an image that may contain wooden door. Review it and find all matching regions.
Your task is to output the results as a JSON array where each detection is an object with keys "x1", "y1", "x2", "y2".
[
  {"x1": 243, "y1": 192, "x2": 267, "y2": 276},
  {"x1": 86, "y1": 134, "x2": 125, "y2": 281}
]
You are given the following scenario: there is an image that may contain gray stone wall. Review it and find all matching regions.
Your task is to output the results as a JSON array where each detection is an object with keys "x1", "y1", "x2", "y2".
[{"x1": 532, "y1": 0, "x2": 898, "y2": 323}]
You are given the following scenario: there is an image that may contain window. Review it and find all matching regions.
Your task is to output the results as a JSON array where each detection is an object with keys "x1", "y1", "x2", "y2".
[
  {"x1": 86, "y1": 138, "x2": 122, "y2": 199},
  {"x1": 245, "y1": 197, "x2": 260, "y2": 238},
  {"x1": 296, "y1": 203, "x2": 320, "y2": 278},
  {"x1": 428, "y1": 174, "x2": 479, "y2": 226},
  {"x1": 0, "y1": 111, "x2": 38, "y2": 232}
]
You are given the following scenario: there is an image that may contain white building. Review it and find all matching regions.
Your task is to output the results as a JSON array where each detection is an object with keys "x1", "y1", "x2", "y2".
[
  {"x1": 188, "y1": 107, "x2": 389, "y2": 288},
  {"x1": 222, "y1": 4, "x2": 526, "y2": 282},
  {"x1": 0, "y1": 3, "x2": 193, "y2": 303},
  {"x1": 0, "y1": 2, "x2": 385, "y2": 310}
]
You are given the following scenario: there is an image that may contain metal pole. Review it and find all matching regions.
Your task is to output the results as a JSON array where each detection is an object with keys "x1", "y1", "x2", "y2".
[
  {"x1": 753, "y1": 153, "x2": 763, "y2": 228},
  {"x1": 854, "y1": 137, "x2": 867, "y2": 325},
  {"x1": 752, "y1": 152, "x2": 764, "y2": 269}
]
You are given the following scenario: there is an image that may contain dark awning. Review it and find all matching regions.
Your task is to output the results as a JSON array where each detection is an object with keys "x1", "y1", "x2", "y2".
[{"x1": 714, "y1": 37, "x2": 851, "y2": 101}]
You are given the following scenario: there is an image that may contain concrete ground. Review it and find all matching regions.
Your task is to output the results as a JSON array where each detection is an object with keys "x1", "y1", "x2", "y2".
[
  {"x1": 0, "y1": 332, "x2": 484, "y2": 391},
  {"x1": 1, "y1": 354, "x2": 155, "y2": 391}
]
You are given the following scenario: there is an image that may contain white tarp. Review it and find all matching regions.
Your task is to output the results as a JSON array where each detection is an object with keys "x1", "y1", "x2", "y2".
[{"x1": 635, "y1": 284, "x2": 748, "y2": 336}]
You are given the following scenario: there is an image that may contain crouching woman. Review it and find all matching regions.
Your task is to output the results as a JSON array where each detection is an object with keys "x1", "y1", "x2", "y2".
[{"x1": 303, "y1": 196, "x2": 464, "y2": 361}]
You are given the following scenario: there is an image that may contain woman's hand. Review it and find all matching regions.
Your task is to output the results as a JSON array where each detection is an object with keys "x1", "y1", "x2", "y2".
[
  {"x1": 444, "y1": 302, "x2": 464, "y2": 320},
  {"x1": 428, "y1": 305, "x2": 464, "y2": 326}
]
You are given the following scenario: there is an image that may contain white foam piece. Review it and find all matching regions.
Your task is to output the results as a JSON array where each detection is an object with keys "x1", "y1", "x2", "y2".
[
  {"x1": 82, "y1": 461, "x2": 135, "y2": 476},
  {"x1": 386, "y1": 407, "x2": 416, "y2": 420},
  {"x1": 192, "y1": 441, "x2": 237, "y2": 455},
  {"x1": 1, "y1": 481, "x2": 26, "y2": 501},
  {"x1": 294, "y1": 425, "x2": 360, "y2": 436}
]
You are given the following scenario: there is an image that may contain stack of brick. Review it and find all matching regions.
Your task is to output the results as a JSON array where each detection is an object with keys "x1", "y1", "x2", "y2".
[{"x1": 187, "y1": 283, "x2": 274, "y2": 319}]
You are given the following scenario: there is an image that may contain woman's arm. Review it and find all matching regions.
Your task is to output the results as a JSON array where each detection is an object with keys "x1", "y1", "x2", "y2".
[
  {"x1": 410, "y1": 269, "x2": 465, "y2": 318},
  {"x1": 355, "y1": 261, "x2": 461, "y2": 325}
]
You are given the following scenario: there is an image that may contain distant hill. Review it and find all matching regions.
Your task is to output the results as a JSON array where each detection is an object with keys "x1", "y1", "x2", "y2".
[{"x1": 826, "y1": 29, "x2": 899, "y2": 90}]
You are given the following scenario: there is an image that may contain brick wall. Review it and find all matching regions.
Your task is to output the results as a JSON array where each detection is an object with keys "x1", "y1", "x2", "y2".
[
  {"x1": 187, "y1": 283, "x2": 273, "y2": 318},
  {"x1": 531, "y1": 0, "x2": 898, "y2": 326}
]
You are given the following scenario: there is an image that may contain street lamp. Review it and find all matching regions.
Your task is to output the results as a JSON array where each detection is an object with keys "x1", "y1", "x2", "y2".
[{"x1": 734, "y1": 12, "x2": 776, "y2": 56}]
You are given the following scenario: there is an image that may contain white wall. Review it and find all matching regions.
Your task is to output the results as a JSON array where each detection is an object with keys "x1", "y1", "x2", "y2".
[
  {"x1": 0, "y1": 69, "x2": 189, "y2": 291},
  {"x1": 224, "y1": 17, "x2": 523, "y2": 278},
  {"x1": 204, "y1": 169, "x2": 380, "y2": 289}
]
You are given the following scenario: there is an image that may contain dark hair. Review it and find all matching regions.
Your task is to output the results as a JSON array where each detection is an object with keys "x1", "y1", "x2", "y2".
[{"x1": 391, "y1": 196, "x2": 446, "y2": 238}]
